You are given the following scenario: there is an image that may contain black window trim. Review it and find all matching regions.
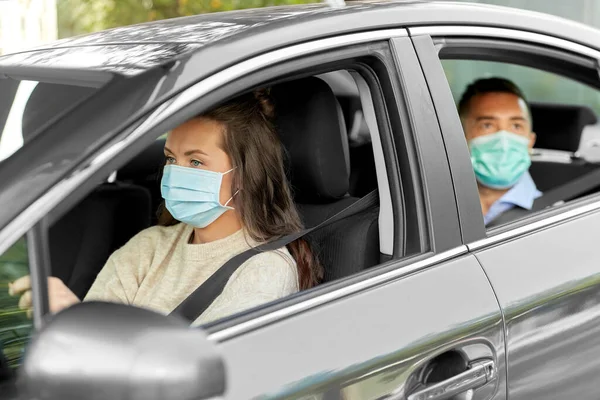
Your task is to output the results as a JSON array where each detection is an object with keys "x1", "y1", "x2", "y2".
[
  {"x1": 25, "y1": 223, "x2": 51, "y2": 329},
  {"x1": 392, "y1": 35, "x2": 469, "y2": 248}
]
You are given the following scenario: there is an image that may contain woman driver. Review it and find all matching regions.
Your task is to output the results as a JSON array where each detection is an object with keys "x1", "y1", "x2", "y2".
[{"x1": 9, "y1": 89, "x2": 322, "y2": 325}]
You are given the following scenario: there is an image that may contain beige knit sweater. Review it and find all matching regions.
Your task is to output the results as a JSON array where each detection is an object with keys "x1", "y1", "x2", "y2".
[{"x1": 84, "y1": 223, "x2": 299, "y2": 325}]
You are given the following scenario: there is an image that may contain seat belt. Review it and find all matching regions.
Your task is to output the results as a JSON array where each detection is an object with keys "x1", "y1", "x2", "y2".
[
  {"x1": 485, "y1": 206, "x2": 529, "y2": 228},
  {"x1": 487, "y1": 164, "x2": 600, "y2": 228},
  {"x1": 169, "y1": 190, "x2": 379, "y2": 322},
  {"x1": 529, "y1": 164, "x2": 600, "y2": 211}
]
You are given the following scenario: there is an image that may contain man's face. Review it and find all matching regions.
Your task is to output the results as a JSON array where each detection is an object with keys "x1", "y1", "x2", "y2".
[{"x1": 462, "y1": 92, "x2": 536, "y2": 149}]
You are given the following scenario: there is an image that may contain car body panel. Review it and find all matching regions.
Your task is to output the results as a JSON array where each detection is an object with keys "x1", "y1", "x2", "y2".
[
  {"x1": 216, "y1": 253, "x2": 505, "y2": 399},
  {"x1": 473, "y1": 209, "x2": 600, "y2": 399}
]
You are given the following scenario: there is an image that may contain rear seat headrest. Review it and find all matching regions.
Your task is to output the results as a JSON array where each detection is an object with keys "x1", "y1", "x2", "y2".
[
  {"x1": 118, "y1": 138, "x2": 165, "y2": 181},
  {"x1": 271, "y1": 76, "x2": 350, "y2": 204},
  {"x1": 530, "y1": 102, "x2": 598, "y2": 152}
]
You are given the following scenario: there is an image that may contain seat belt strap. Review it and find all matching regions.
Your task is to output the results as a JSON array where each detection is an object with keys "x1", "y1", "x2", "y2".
[
  {"x1": 486, "y1": 164, "x2": 600, "y2": 228},
  {"x1": 169, "y1": 190, "x2": 379, "y2": 322},
  {"x1": 485, "y1": 206, "x2": 530, "y2": 228},
  {"x1": 530, "y1": 165, "x2": 600, "y2": 211}
]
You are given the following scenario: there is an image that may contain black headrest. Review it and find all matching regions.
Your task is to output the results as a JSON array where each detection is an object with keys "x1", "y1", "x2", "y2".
[
  {"x1": 530, "y1": 102, "x2": 597, "y2": 152},
  {"x1": 271, "y1": 77, "x2": 349, "y2": 203},
  {"x1": 118, "y1": 138, "x2": 165, "y2": 181}
]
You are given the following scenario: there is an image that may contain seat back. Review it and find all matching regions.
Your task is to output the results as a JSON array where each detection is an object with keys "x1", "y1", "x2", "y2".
[
  {"x1": 529, "y1": 160, "x2": 600, "y2": 192},
  {"x1": 49, "y1": 183, "x2": 151, "y2": 298},
  {"x1": 117, "y1": 139, "x2": 165, "y2": 224},
  {"x1": 271, "y1": 76, "x2": 380, "y2": 282},
  {"x1": 527, "y1": 103, "x2": 599, "y2": 191},
  {"x1": 530, "y1": 102, "x2": 597, "y2": 152}
]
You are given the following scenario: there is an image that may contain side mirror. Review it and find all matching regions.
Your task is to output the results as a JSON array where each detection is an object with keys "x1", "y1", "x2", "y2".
[{"x1": 17, "y1": 302, "x2": 226, "y2": 400}]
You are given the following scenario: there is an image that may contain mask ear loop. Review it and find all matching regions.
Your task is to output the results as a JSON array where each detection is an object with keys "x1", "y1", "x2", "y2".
[
  {"x1": 223, "y1": 167, "x2": 239, "y2": 207},
  {"x1": 224, "y1": 189, "x2": 240, "y2": 207}
]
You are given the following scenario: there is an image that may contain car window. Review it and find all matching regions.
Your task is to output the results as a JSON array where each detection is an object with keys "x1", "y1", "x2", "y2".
[
  {"x1": 0, "y1": 237, "x2": 31, "y2": 375},
  {"x1": 27, "y1": 59, "x2": 421, "y2": 323},
  {"x1": 0, "y1": 77, "x2": 100, "y2": 162},
  {"x1": 441, "y1": 58, "x2": 600, "y2": 228}
]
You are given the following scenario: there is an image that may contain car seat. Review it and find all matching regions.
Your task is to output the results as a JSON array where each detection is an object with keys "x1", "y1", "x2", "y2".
[{"x1": 271, "y1": 76, "x2": 380, "y2": 282}]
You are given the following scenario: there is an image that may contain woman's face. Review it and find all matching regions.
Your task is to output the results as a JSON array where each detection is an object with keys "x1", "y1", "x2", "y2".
[{"x1": 164, "y1": 117, "x2": 235, "y2": 206}]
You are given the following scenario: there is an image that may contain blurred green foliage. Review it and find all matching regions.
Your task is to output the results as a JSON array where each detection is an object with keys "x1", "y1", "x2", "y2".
[
  {"x1": 0, "y1": 238, "x2": 32, "y2": 370},
  {"x1": 58, "y1": 0, "x2": 322, "y2": 39}
]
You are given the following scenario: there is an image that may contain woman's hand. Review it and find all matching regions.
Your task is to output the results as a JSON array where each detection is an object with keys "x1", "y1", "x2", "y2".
[{"x1": 8, "y1": 275, "x2": 80, "y2": 317}]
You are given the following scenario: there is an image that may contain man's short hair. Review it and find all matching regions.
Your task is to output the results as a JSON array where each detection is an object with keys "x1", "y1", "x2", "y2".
[{"x1": 458, "y1": 77, "x2": 530, "y2": 120}]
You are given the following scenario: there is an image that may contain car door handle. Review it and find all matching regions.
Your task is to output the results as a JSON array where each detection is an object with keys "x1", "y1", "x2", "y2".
[{"x1": 407, "y1": 359, "x2": 495, "y2": 400}]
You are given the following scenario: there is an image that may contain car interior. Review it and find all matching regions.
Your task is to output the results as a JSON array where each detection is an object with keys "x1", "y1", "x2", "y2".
[
  {"x1": 42, "y1": 70, "x2": 383, "y2": 301},
  {"x1": 528, "y1": 101, "x2": 600, "y2": 192}
]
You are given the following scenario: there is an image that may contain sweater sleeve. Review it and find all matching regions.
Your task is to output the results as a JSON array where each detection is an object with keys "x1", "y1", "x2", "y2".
[
  {"x1": 192, "y1": 249, "x2": 298, "y2": 326},
  {"x1": 83, "y1": 231, "x2": 148, "y2": 304}
]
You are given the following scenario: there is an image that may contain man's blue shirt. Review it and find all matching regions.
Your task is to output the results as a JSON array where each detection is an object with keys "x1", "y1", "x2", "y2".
[{"x1": 484, "y1": 172, "x2": 542, "y2": 225}]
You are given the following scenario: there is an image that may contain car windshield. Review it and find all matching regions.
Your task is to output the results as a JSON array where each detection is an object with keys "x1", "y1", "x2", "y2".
[
  {"x1": 0, "y1": 75, "x2": 104, "y2": 163},
  {"x1": 0, "y1": 73, "x2": 107, "y2": 380}
]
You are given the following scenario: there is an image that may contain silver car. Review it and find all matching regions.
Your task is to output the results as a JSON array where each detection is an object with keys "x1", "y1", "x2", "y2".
[{"x1": 1, "y1": 1, "x2": 600, "y2": 399}]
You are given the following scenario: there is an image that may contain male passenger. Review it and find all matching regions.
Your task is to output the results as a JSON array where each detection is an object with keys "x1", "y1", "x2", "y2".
[{"x1": 458, "y1": 77, "x2": 541, "y2": 226}]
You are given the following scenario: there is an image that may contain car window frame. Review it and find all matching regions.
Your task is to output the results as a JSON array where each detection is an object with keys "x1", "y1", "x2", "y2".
[
  {"x1": 0, "y1": 29, "x2": 463, "y2": 344},
  {"x1": 410, "y1": 25, "x2": 600, "y2": 248},
  {"x1": 0, "y1": 222, "x2": 53, "y2": 380}
]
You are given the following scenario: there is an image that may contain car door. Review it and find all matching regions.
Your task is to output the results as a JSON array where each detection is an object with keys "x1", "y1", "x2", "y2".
[
  {"x1": 136, "y1": 32, "x2": 506, "y2": 400},
  {"x1": 0, "y1": 30, "x2": 506, "y2": 400},
  {"x1": 412, "y1": 26, "x2": 600, "y2": 399}
]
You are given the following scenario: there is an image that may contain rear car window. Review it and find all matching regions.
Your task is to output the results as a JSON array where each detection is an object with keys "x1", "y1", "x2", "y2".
[{"x1": 0, "y1": 77, "x2": 100, "y2": 162}]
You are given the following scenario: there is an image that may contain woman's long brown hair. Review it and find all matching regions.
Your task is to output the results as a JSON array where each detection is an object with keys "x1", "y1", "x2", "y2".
[{"x1": 158, "y1": 89, "x2": 323, "y2": 290}]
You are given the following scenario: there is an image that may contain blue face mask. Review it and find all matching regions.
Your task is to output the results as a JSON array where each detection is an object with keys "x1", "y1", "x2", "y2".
[
  {"x1": 469, "y1": 130, "x2": 531, "y2": 190},
  {"x1": 160, "y1": 164, "x2": 238, "y2": 228}
]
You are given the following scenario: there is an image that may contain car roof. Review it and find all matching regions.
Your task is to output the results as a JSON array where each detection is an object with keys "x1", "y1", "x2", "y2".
[{"x1": 1, "y1": 1, "x2": 600, "y2": 77}]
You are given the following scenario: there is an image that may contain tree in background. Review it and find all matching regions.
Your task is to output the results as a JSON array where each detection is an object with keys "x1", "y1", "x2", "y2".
[{"x1": 58, "y1": 0, "x2": 321, "y2": 39}]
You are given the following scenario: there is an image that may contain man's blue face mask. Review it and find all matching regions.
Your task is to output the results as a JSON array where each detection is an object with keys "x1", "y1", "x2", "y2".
[
  {"x1": 160, "y1": 164, "x2": 238, "y2": 228},
  {"x1": 469, "y1": 130, "x2": 531, "y2": 190}
]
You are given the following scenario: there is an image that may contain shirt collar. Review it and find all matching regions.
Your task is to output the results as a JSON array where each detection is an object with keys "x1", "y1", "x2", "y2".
[{"x1": 495, "y1": 171, "x2": 541, "y2": 210}]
